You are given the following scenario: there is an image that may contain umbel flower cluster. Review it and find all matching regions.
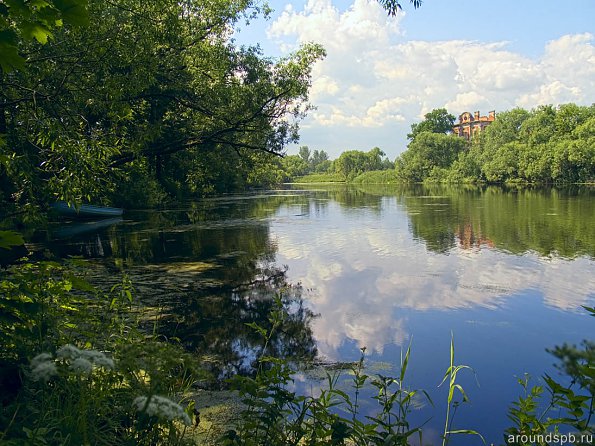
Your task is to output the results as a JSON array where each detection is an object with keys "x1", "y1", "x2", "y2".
[
  {"x1": 133, "y1": 395, "x2": 192, "y2": 426},
  {"x1": 29, "y1": 345, "x2": 191, "y2": 427},
  {"x1": 29, "y1": 344, "x2": 115, "y2": 381}
]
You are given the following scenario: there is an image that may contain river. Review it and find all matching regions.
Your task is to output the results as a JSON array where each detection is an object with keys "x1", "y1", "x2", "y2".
[{"x1": 33, "y1": 184, "x2": 595, "y2": 445}]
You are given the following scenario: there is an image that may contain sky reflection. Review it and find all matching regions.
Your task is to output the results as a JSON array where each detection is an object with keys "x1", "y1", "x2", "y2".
[
  {"x1": 273, "y1": 195, "x2": 594, "y2": 358},
  {"x1": 271, "y1": 186, "x2": 594, "y2": 443}
]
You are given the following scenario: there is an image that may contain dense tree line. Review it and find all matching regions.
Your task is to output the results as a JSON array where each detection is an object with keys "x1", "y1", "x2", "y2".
[
  {"x1": 396, "y1": 104, "x2": 595, "y2": 184},
  {"x1": 0, "y1": 0, "x2": 325, "y2": 214},
  {"x1": 280, "y1": 146, "x2": 395, "y2": 182}
]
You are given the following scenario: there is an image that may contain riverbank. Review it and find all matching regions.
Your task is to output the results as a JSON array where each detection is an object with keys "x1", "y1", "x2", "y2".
[{"x1": 294, "y1": 170, "x2": 595, "y2": 186}]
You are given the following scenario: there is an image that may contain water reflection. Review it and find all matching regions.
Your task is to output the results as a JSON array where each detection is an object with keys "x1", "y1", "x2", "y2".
[
  {"x1": 272, "y1": 184, "x2": 594, "y2": 443},
  {"x1": 33, "y1": 193, "x2": 320, "y2": 385},
  {"x1": 274, "y1": 185, "x2": 594, "y2": 359},
  {"x1": 31, "y1": 186, "x2": 595, "y2": 441}
]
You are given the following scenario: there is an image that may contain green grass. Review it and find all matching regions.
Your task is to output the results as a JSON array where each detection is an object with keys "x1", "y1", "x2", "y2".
[
  {"x1": 292, "y1": 173, "x2": 345, "y2": 183},
  {"x1": 351, "y1": 170, "x2": 401, "y2": 184},
  {"x1": 293, "y1": 170, "x2": 402, "y2": 184}
]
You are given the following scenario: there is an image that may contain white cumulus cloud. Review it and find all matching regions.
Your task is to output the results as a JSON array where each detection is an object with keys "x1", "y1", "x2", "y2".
[{"x1": 266, "y1": 0, "x2": 595, "y2": 157}]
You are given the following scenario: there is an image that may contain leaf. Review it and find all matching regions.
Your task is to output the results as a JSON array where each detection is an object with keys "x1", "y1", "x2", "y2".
[
  {"x1": 245, "y1": 321, "x2": 267, "y2": 337},
  {"x1": 0, "y1": 231, "x2": 25, "y2": 249},
  {"x1": 52, "y1": 0, "x2": 89, "y2": 26},
  {"x1": 30, "y1": 0, "x2": 52, "y2": 8},
  {"x1": 67, "y1": 275, "x2": 95, "y2": 292},
  {"x1": 21, "y1": 22, "x2": 53, "y2": 44},
  {"x1": 0, "y1": 36, "x2": 25, "y2": 72},
  {"x1": 446, "y1": 429, "x2": 486, "y2": 444}
]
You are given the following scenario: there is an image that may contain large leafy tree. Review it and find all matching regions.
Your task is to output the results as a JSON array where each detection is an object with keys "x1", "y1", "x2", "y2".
[
  {"x1": 407, "y1": 108, "x2": 456, "y2": 140},
  {"x1": 1, "y1": 0, "x2": 325, "y2": 212},
  {"x1": 396, "y1": 133, "x2": 467, "y2": 182},
  {"x1": 334, "y1": 147, "x2": 389, "y2": 180}
]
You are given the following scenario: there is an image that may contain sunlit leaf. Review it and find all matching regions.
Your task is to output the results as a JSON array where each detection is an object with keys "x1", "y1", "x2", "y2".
[
  {"x1": 21, "y1": 22, "x2": 53, "y2": 44},
  {"x1": 0, "y1": 231, "x2": 25, "y2": 249}
]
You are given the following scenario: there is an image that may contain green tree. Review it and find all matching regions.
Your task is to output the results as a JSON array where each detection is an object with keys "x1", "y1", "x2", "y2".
[
  {"x1": 298, "y1": 146, "x2": 311, "y2": 164},
  {"x1": 482, "y1": 141, "x2": 523, "y2": 183},
  {"x1": 407, "y1": 108, "x2": 456, "y2": 140},
  {"x1": 519, "y1": 105, "x2": 556, "y2": 146},
  {"x1": 334, "y1": 148, "x2": 390, "y2": 180},
  {"x1": 476, "y1": 108, "x2": 530, "y2": 155},
  {"x1": 396, "y1": 133, "x2": 467, "y2": 182},
  {"x1": 281, "y1": 155, "x2": 309, "y2": 180},
  {"x1": 1, "y1": 0, "x2": 325, "y2": 211},
  {"x1": 310, "y1": 149, "x2": 329, "y2": 171},
  {"x1": 554, "y1": 102, "x2": 595, "y2": 136}
]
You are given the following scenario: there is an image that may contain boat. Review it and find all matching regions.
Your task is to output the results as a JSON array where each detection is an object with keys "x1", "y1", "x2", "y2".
[
  {"x1": 52, "y1": 217, "x2": 123, "y2": 238},
  {"x1": 51, "y1": 202, "x2": 124, "y2": 219}
]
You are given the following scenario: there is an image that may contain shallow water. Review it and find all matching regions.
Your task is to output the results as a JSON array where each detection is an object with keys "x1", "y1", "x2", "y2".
[{"x1": 36, "y1": 184, "x2": 595, "y2": 444}]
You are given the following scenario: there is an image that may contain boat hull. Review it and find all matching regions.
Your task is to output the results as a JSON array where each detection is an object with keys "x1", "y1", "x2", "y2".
[{"x1": 51, "y1": 202, "x2": 124, "y2": 218}]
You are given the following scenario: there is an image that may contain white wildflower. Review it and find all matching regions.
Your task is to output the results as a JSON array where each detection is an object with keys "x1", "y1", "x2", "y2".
[
  {"x1": 70, "y1": 357, "x2": 93, "y2": 375},
  {"x1": 31, "y1": 352, "x2": 53, "y2": 368},
  {"x1": 31, "y1": 361, "x2": 58, "y2": 382},
  {"x1": 80, "y1": 350, "x2": 115, "y2": 370},
  {"x1": 93, "y1": 354, "x2": 114, "y2": 370},
  {"x1": 133, "y1": 395, "x2": 191, "y2": 426},
  {"x1": 56, "y1": 344, "x2": 81, "y2": 360}
]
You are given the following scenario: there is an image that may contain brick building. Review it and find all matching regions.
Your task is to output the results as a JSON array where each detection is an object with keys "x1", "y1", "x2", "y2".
[{"x1": 452, "y1": 110, "x2": 496, "y2": 140}]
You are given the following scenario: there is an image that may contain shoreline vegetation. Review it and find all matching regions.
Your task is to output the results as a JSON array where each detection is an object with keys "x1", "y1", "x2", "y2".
[
  {"x1": 291, "y1": 169, "x2": 595, "y2": 185},
  {"x1": 287, "y1": 105, "x2": 594, "y2": 187}
]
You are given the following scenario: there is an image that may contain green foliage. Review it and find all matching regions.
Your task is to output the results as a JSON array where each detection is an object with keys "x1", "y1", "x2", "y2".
[
  {"x1": 110, "y1": 160, "x2": 168, "y2": 208},
  {"x1": 396, "y1": 133, "x2": 468, "y2": 182},
  {"x1": 351, "y1": 170, "x2": 400, "y2": 184},
  {"x1": 334, "y1": 147, "x2": 392, "y2": 181},
  {"x1": 407, "y1": 108, "x2": 456, "y2": 140},
  {"x1": 0, "y1": 0, "x2": 89, "y2": 72},
  {"x1": 311, "y1": 149, "x2": 330, "y2": 171},
  {"x1": 281, "y1": 154, "x2": 310, "y2": 180},
  {"x1": 298, "y1": 146, "x2": 311, "y2": 164},
  {"x1": 505, "y1": 333, "x2": 594, "y2": 444},
  {"x1": 439, "y1": 335, "x2": 484, "y2": 446},
  {"x1": 293, "y1": 172, "x2": 345, "y2": 183},
  {"x1": 278, "y1": 147, "x2": 332, "y2": 181},
  {"x1": 396, "y1": 104, "x2": 595, "y2": 185},
  {"x1": 1, "y1": 0, "x2": 325, "y2": 212},
  {"x1": 0, "y1": 261, "x2": 202, "y2": 445},
  {"x1": 0, "y1": 230, "x2": 24, "y2": 249}
]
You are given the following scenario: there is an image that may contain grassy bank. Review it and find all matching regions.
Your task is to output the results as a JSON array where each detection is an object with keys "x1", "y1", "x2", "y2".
[
  {"x1": 351, "y1": 170, "x2": 401, "y2": 184},
  {"x1": 292, "y1": 173, "x2": 345, "y2": 183},
  {"x1": 293, "y1": 170, "x2": 400, "y2": 184}
]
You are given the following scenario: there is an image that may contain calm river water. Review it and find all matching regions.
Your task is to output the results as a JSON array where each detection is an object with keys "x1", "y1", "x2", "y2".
[{"x1": 36, "y1": 184, "x2": 595, "y2": 445}]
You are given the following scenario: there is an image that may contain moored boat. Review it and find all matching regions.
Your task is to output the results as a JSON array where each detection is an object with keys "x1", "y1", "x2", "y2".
[{"x1": 51, "y1": 202, "x2": 124, "y2": 218}]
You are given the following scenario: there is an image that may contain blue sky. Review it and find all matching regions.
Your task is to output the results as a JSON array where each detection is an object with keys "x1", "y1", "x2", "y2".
[{"x1": 234, "y1": 0, "x2": 595, "y2": 158}]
